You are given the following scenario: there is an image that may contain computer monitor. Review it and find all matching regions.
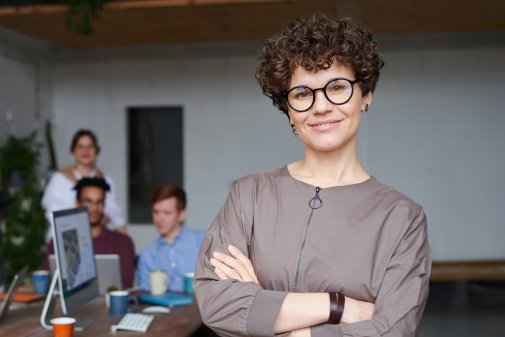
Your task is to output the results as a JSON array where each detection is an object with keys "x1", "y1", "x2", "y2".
[
  {"x1": 40, "y1": 207, "x2": 99, "y2": 330},
  {"x1": 48, "y1": 254, "x2": 122, "y2": 295}
]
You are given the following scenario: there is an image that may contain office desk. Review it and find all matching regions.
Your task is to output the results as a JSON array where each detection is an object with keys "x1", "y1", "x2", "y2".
[{"x1": 0, "y1": 296, "x2": 203, "y2": 337}]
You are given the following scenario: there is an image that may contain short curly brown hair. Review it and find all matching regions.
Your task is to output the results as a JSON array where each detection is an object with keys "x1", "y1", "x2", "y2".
[{"x1": 256, "y1": 14, "x2": 384, "y2": 118}]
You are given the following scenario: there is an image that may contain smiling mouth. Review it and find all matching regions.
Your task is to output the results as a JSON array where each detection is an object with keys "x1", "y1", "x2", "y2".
[{"x1": 309, "y1": 120, "x2": 342, "y2": 128}]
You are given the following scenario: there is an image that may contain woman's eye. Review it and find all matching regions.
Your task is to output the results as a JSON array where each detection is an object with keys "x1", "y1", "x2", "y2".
[
  {"x1": 292, "y1": 88, "x2": 312, "y2": 99},
  {"x1": 328, "y1": 85, "x2": 345, "y2": 92}
]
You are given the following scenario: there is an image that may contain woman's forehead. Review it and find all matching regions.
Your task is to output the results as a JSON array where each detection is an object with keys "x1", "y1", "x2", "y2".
[{"x1": 77, "y1": 135, "x2": 94, "y2": 144}]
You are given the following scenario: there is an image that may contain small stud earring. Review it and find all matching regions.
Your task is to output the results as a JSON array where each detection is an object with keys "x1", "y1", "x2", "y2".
[{"x1": 362, "y1": 104, "x2": 369, "y2": 113}]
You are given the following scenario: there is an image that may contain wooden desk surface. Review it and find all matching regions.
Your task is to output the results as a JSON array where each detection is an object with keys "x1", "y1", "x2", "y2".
[{"x1": 0, "y1": 296, "x2": 202, "y2": 337}]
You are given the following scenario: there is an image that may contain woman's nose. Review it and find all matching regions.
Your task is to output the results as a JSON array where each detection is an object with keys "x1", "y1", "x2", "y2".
[{"x1": 312, "y1": 90, "x2": 331, "y2": 114}]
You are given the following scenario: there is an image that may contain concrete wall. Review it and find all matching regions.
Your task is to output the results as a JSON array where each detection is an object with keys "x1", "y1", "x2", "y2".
[{"x1": 3, "y1": 31, "x2": 504, "y2": 260}]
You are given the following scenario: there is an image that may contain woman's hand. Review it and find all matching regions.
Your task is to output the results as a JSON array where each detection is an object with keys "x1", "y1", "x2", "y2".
[
  {"x1": 210, "y1": 245, "x2": 259, "y2": 284},
  {"x1": 210, "y1": 245, "x2": 374, "y2": 327},
  {"x1": 341, "y1": 297, "x2": 375, "y2": 323}
]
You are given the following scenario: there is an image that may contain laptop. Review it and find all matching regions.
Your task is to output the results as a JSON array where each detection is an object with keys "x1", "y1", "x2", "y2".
[
  {"x1": 49, "y1": 254, "x2": 122, "y2": 294},
  {"x1": 0, "y1": 266, "x2": 28, "y2": 322}
]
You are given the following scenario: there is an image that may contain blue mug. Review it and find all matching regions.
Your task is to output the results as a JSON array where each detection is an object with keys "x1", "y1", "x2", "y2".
[
  {"x1": 32, "y1": 270, "x2": 50, "y2": 294},
  {"x1": 108, "y1": 291, "x2": 138, "y2": 316},
  {"x1": 183, "y1": 272, "x2": 194, "y2": 294}
]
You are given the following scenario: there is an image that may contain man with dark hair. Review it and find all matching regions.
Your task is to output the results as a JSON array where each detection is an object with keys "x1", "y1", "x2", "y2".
[
  {"x1": 136, "y1": 184, "x2": 204, "y2": 292},
  {"x1": 44, "y1": 177, "x2": 135, "y2": 288}
]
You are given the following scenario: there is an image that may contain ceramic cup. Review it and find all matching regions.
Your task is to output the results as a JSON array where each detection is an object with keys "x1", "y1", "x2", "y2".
[
  {"x1": 149, "y1": 270, "x2": 168, "y2": 295},
  {"x1": 183, "y1": 272, "x2": 194, "y2": 294},
  {"x1": 108, "y1": 290, "x2": 138, "y2": 316},
  {"x1": 32, "y1": 270, "x2": 50, "y2": 294}
]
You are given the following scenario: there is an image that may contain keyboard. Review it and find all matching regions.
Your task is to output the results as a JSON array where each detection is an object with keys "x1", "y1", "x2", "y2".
[{"x1": 111, "y1": 313, "x2": 154, "y2": 333}]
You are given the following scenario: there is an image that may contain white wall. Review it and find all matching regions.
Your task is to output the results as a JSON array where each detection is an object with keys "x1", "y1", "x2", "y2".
[
  {"x1": 4, "y1": 32, "x2": 504, "y2": 260},
  {"x1": 0, "y1": 27, "x2": 53, "y2": 172},
  {"x1": 49, "y1": 42, "x2": 303, "y2": 252},
  {"x1": 368, "y1": 33, "x2": 505, "y2": 260}
]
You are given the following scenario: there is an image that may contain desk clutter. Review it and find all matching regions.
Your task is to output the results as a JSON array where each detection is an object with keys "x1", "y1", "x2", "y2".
[{"x1": 106, "y1": 291, "x2": 193, "y2": 332}]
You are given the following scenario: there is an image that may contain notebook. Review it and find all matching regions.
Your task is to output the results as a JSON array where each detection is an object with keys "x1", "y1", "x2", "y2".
[
  {"x1": 140, "y1": 292, "x2": 193, "y2": 307},
  {"x1": 0, "y1": 266, "x2": 28, "y2": 322}
]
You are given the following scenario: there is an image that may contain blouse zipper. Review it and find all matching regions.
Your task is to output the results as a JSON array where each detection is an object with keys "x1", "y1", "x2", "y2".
[{"x1": 293, "y1": 186, "x2": 322, "y2": 288}]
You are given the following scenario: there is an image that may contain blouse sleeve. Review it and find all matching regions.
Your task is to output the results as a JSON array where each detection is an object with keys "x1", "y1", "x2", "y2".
[
  {"x1": 311, "y1": 207, "x2": 432, "y2": 337},
  {"x1": 194, "y1": 179, "x2": 288, "y2": 337},
  {"x1": 104, "y1": 175, "x2": 126, "y2": 228},
  {"x1": 41, "y1": 172, "x2": 70, "y2": 223}
]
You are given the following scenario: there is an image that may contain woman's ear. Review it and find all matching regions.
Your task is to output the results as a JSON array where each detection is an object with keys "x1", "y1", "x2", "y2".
[{"x1": 362, "y1": 93, "x2": 373, "y2": 112}]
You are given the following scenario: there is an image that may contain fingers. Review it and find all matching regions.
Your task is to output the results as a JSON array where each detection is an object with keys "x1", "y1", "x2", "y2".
[
  {"x1": 228, "y1": 245, "x2": 258, "y2": 283},
  {"x1": 210, "y1": 245, "x2": 259, "y2": 284},
  {"x1": 210, "y1": 254, "x2": 243, "y2": 281},
  {"x1": 213, "y1": 263, "x2": 229, "y2": 280},
  {"x1": 212, "y1": 251, "x2": 253, "y2": 282}
]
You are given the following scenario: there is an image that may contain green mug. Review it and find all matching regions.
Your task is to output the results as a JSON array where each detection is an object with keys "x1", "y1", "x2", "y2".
[{"x1": 183, "y1": 272, "x2": 194, "y2": 294}]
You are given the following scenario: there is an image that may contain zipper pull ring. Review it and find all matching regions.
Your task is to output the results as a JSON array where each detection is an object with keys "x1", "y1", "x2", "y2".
[{"x1": 309, "y1": 186, "x2": 322, "y2": 209}]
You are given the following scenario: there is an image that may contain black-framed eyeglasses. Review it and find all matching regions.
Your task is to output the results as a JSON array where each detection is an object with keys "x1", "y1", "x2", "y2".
[{"x1": 282, "y1": 78, "x2": 358, "y2": 112}]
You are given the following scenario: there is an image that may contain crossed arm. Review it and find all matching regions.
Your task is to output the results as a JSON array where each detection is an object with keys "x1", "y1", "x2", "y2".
[{"x1": 210, "y1": 245, "x2": 375, "y2": 336}]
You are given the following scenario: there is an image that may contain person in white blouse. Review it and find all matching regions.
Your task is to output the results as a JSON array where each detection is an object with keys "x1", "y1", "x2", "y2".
[{"x1": 41, "y1": 129, "x2": 127, "y2": 241}]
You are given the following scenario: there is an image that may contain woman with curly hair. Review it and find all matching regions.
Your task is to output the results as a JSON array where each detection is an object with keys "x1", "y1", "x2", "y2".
[
  {"x1": 42, "y1": 129, "x2": 127, "y2": 240},
  {"x1": 194, "y1": 14, "x2": 431, "y2": 337}
]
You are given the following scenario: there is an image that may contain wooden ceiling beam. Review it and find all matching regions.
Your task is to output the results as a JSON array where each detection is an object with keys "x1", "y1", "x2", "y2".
[{"x1": 0, "y1": 0, "x2": 503, "y2": 49}]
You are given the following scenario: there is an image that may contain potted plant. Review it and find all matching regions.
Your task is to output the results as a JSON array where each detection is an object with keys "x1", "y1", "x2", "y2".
[{"x1": 0, "y1": 132, "x2": 48, "y2": 284}]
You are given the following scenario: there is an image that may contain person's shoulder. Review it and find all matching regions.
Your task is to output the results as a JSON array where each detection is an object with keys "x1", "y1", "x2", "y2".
[
  {"x1": 368, "y1": 177, "x2": 424, "y2": 217},
  {"x1": 102, "y1": 173, "x2": 116, "y2": 184},
  {"x1": 107, "y1": 229, "x2": 135, "y2": 245},
  {"x1": 181, "y1": 227, "x2": 205, "y2": 241},
  {"x1": 48, "y1": 169, "x2": 71, "y2": 184},
  {"x1": 234, "y1": 166, "x2": 284, "y2": 190},
  {"x1": 182, "y1": 226, "x2": 204, "y2": 234},
  {"x1": 139, "y1": 237, "x2": 161, "y2": 255}
]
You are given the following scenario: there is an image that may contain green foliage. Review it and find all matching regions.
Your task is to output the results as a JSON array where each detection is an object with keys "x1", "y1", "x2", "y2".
[
  {"x1": 62, "y1": 0, "x2": 112, "y2": 35},
  {"x1": 107, "y1": 285, "x2": 119, "y2": 292},
  {"x1": 0, "y1": 132, "x2": 48, "y2": 284},
  {"x1": 0, "y1": 133, "x2": 40, "y2": 186}
]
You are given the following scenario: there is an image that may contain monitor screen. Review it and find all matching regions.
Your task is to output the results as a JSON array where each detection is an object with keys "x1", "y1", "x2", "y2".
[{"x1": 52, "y1": 207, "x2": 99, "y2": 315}]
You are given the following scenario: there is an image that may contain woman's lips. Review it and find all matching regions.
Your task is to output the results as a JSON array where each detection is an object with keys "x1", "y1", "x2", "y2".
[{"x1": 309, "y1": 120, "x2": 342, "y2": 131}]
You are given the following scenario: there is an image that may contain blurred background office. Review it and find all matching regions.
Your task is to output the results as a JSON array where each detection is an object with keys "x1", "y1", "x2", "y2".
[{"x1": 0, "y1": 1, "x2": 504, "y2": 336}]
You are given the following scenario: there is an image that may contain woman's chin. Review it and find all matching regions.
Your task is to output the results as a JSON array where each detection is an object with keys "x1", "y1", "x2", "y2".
[{"x1": 76, "y1": 158, "x2": 95, "y2": 166}]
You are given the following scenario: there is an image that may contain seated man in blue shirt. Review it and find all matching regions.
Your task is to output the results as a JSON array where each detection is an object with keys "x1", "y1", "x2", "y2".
[{"x1": 136, "y1": 184, "x2": 205, "y2": 292}]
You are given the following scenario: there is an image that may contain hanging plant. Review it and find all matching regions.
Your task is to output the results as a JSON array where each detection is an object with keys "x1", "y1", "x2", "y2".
[{"x1": 62, "y1": 0, "x2": 112, "y2": 35}]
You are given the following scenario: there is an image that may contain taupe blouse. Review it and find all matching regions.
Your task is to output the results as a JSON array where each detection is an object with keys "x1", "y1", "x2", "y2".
[{"x1": 194, "y1": 166, "x2": 431, "y2": 337}]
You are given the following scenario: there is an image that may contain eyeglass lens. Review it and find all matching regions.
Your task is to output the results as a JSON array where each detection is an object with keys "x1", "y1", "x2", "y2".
[{"x1": 286, "y1": 78, "x2": 355, "y2": 112}]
